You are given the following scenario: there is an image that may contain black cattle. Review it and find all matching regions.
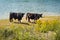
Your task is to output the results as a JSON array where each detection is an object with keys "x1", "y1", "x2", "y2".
[
  {"x1": 9, "y1": 12, "x2": 25, "y2": 23},
  {"x1": 26, "y1": 13, "x2": 42, "y2": 22}
]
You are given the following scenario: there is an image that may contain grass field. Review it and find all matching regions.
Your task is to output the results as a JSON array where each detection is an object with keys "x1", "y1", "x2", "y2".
[{"x1": 0, "y1": 16, "x2": 60, "y2": 40}]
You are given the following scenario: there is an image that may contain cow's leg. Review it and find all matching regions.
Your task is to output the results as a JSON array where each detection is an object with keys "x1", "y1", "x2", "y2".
[
  {"x1": 10, "y1": 18, "x2": 13, "y2": 22},
  {"x1": 28, "y1": 18, "x2": 31, "y2": 22},
  {"x1": 18, "y1": 19, "x2": 21, "y2": 23},
  {"x1": 34, "y1": 20, "x2": 36, "y2": 23}
]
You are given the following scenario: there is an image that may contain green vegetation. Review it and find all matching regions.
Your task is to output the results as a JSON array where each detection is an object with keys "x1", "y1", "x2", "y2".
[{"x1": 0, "y1": 16, "x2": 60, "y2": 40}]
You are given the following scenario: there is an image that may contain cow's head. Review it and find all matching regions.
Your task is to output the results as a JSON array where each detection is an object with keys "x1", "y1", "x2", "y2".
[
  {"x1": 39, "y1": 14, "x2": 43, "y2": 18},
  {"x1": 36, "y1": 14, "x2": 43, "y2": 20},
  {"x1": 22, "y1": 13, "x2": 25, "y2": 16}
]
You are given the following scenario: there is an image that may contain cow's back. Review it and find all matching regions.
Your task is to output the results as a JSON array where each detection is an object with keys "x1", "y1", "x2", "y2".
[
  {"x1": 17, "y1": 13, "x2": 25, "y2": 19},
  {"x1": 27, "y1": 13, "x2": 37, "y2": 19}
]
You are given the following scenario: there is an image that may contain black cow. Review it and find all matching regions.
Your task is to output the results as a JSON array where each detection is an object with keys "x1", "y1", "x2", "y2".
[
  {"x1": 9, "y1": 12, "x2": 25, "y2": 23},
  {"x1": 26, "y1": 13, "x2": 42, "y2": 22}
]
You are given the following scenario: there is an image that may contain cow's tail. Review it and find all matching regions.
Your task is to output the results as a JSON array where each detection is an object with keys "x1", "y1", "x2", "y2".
[{"x1": 9, "y1": 13, "x2": 13, "y2": 22}]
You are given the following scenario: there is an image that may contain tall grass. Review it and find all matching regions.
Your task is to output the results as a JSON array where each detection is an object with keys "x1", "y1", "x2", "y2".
[
  {"x1": 0, "y1": 18, "x2": 60, "y2": 40},
  {"x1": 35, "y1": 19, "x2": 60, "y2": 40}
]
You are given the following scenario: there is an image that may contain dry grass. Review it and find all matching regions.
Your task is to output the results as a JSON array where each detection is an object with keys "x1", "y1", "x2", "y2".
[
  {"x1": 0, "y1": 16, "x2": 60, "y2": 26},
  {"x1": 0, "y1": 16, "x2": 60, "y2": 40}
]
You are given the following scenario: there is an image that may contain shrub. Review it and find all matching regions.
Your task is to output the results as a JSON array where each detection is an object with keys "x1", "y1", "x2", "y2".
[{"x1": 35, "y1": 20, "x2": 59, "y2": 33}]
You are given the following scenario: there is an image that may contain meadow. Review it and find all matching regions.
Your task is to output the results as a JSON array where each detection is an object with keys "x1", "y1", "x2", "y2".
[{"x1": 0, "y1": 16, "x2": 60, "y2": 40}]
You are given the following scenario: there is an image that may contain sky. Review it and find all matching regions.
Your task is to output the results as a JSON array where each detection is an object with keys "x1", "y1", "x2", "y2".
[{"x1": 0, "y1": 0, "x2": 60, "y2": 19}]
